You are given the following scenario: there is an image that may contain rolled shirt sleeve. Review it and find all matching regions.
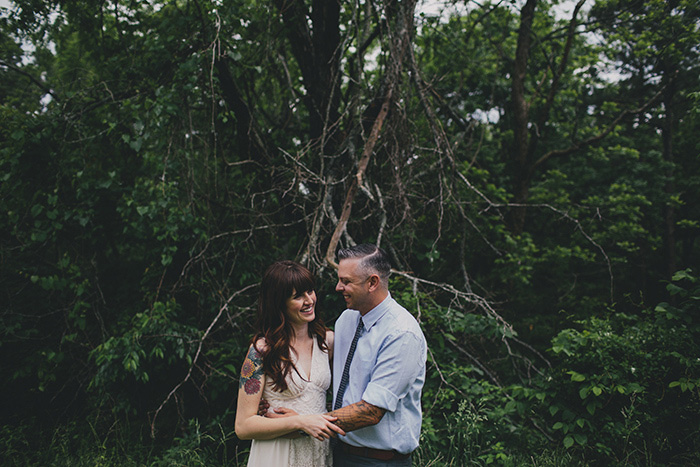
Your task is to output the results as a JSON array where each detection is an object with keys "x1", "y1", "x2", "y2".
[{"x1": 362, "y1": 332, "x2": 426, "y2": 412}]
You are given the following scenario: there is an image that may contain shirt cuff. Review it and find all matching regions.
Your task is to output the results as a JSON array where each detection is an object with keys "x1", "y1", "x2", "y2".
[{"x1": 362, "y1": 381, "x2": 399, "y2": 412}]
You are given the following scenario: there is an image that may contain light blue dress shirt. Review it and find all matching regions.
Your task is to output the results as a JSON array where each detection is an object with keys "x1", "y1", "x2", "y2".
[{"x1": 332, "y1": 293, "x2": 427, "y2": 454}]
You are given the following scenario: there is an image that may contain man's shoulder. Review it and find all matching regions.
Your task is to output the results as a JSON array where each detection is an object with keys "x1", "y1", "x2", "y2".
[
  {"x1": 335, "y1": 308, "x2": 358, "y2": 328},
  {"x1": 382, "y1": 300, "x2": 425, "y2": 339}
]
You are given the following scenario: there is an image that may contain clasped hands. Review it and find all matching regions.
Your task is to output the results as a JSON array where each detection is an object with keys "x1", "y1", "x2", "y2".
[{"x1": 257, "y1": 400, "x2": 345, "y2": 440}]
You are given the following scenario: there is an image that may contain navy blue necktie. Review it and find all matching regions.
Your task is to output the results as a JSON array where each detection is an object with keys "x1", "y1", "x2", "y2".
[{"x1": 334, "y1": 318, "x2": 364, "y2": 410}]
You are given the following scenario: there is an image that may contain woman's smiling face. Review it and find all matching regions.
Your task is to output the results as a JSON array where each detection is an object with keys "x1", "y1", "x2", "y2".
[{"x1": 285, "y1": 288, "x2": 317, "y2": 326}]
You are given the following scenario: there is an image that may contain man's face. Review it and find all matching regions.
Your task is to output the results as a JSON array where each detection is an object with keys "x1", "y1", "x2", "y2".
[{"x1": 336, "y1": 258, "x2": 371, "y2": 313}]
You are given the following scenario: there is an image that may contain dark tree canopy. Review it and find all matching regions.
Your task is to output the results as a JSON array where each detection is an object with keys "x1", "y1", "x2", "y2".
[{"x1": 1, "y1": 0, "x2": 699, "y2": 464}]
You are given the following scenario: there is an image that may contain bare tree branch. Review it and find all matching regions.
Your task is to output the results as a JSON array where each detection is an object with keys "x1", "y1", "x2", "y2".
[
  {"x1": 150, "y1": 284, "x2": 257, "y2": 437},
  {"x1": 0, "y1": 59, "x2": 60, "y2": 102},
  {"x1": 325, "y1": 91, "x2": 392, "y2": 268}
]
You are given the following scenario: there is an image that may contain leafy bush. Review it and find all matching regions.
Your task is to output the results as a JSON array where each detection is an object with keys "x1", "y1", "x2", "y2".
[
  {"x1": 541, "y1": 270, "x2": 700, "y2": 465},
  {"x1": 404, "y1": 278, "x2": 548, "y2": 465}
]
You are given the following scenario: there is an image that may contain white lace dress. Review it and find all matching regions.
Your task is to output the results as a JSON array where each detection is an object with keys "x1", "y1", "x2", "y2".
[{"x1": 247, "y1": 338, "x2": 333, "y2": 467}]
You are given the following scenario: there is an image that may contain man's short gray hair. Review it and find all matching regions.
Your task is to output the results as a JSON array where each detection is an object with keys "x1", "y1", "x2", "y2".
[{"x1": 337, "y1": 244, "x2": 391, "y2": 283}]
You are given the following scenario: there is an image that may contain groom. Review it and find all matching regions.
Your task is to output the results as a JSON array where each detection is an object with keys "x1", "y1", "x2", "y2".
[{"x1": 326, "y1": 244, "x2": 427, "y2": 466}]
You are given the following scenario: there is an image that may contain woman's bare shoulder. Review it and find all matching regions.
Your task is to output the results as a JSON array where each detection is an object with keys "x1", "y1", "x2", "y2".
[{"x1": 252, "y1": 337, "x2": 269, "y2": 354}]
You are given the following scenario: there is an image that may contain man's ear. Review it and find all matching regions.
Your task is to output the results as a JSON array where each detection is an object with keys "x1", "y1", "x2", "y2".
[{"x1": 367, "y1": 274, "x2": 381, "y2": 292}]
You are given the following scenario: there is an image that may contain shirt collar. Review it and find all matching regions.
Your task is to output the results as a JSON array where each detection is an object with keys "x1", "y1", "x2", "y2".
[{"x1": 359, "y1": 292, "x2": 392, "y2": 331}]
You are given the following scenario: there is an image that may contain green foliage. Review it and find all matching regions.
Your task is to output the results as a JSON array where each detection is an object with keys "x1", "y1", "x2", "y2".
[
  {"x1": 406, "y1": 270, "x2": 700, "y2": 465},
  {"x1": 2, "y1": 0, "x2": 700, "y2": 464},
  {"x1": 417, "y1": 399, "x2": 514, "y2": 466},
  {"x1": 0, "y1": 414, "x2": 245, "y2": 467},
  {"x1": 150, "y1": 416, "x2": 245, "y2": 467},
  {"x1": 90, "y1": 300, "x2": 201, "y2": 409},
  {"x1": 400, "y1": 279, "x2": 545, "y2": 465},
  {"x1": 542, "y1": 270, "x2": 700, "y2": 464}
]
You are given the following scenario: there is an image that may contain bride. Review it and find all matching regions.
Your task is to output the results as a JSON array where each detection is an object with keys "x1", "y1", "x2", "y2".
[{"x1": 235, "y1": 260, "x2": 343, "y2": 466}]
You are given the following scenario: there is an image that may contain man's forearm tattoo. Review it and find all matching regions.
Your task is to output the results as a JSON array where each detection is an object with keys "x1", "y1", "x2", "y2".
[
  {"x1": 328, "y1": 400, "x2": 386, "y2": 432},
  {"x1": 240, "y1": 345, "x2": 264, "y2": 395}
]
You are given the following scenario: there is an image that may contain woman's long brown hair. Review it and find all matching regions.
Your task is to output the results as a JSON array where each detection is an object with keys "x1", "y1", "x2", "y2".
[{"x1": 253, "y1": 260, "x2": 328, "y2": 392}]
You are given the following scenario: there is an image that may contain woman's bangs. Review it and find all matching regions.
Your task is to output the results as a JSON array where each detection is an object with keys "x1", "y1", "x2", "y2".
[{"x1": 289, "y1": 268, "x2": 315, "y2": 295}]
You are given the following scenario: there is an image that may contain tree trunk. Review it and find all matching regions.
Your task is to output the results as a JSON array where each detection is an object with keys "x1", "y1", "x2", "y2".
[
  {"x1": 508, "y1": 0, "x2": 538, "y2": 235},
  {"x1": 661, "y1": 70, "x2": 677, "y2": 280},
  {"x1": 274, "y1": 0, "x2": 342, "y2": 149}
]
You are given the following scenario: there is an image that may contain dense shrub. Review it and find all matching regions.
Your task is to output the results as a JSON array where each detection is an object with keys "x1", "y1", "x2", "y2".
[{"x1": 540, "y1": 270, "x2": 700, "y2": 465}]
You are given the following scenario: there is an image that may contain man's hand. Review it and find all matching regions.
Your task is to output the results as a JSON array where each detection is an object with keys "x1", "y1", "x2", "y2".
[{"x1": 257, "y1": 398, "x2": 270, "y2": 416}]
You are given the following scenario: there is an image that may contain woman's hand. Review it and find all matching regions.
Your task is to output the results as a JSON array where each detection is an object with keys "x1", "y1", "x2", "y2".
[
  {"x1": 297, "y1": 414, "x2": 346, "y2": 441},
  {"x1": 264, "y1": 406, "x2": 298, "y2": 418}
]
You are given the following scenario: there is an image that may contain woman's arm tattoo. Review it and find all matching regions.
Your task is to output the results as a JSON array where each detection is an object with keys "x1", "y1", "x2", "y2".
[
  {"x1": 327, "y1": 400, "x2": 386, "y2": 432},
  {"x1": 239, "y1": 345, "x2": 264, "y2": 395}
]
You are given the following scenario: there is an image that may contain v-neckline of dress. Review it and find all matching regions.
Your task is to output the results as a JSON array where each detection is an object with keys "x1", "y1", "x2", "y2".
[{"x1": 294, "y1": 338, "x2": 315, "y2": 381}]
